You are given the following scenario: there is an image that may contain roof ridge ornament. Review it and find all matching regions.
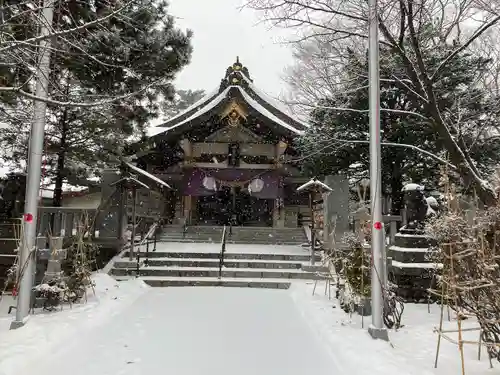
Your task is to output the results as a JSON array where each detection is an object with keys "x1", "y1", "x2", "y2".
[{"x1": 219, "y1": 57, "x2": 253, "y2": 92}]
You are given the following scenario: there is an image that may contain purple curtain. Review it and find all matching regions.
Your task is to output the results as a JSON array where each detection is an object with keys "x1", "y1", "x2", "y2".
[
  {"x1": 181, "y1": 168, "x2": 284, "y2": 199},
  {"x1": 182, "y1": 169, "x2": 215, "y2": 196}
]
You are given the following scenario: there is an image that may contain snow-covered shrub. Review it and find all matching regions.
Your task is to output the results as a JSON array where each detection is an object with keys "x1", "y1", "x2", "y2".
[
  {"x1": 62, "y1": 235, "x2": 97, "y2": 303},
  {"x1": 341, "y1": 232, "x2": 371, "y2": 298},
  {"x1": 426, "y1": 206, "x2": 500, "y2": 362},
  {"x1": 32, "y1": 280, "x2": 66, "y2": 311}
]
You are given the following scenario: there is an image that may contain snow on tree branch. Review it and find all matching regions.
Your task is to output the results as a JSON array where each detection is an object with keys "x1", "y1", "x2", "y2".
[{"x1": 247, "y1": 0, "x2": 500, "y2": 205}]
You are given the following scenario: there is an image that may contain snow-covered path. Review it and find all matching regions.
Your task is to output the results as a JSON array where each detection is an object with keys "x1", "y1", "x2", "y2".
[{"x1": 33, "y1": 287, "x2": 339, "y2": 375}]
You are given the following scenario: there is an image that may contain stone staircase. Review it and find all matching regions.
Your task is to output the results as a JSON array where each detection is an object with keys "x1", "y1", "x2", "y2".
[
  {"x1": 110, "y1": 245, "x2": 322, "y2": 289},
  {"x1": 159, "y1": 225, "x2": 307, "y2": 245}
]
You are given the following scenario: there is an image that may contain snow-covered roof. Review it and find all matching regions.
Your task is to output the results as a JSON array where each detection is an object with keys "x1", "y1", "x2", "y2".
[
  {"x1": 402, "y1": 183, "x2": 425, "y2": 192},
  {"x1": 149, "y1": 86, "x2": 231, "y2": 137},
  {"x1": 124, "y1": 161, "x2": 171, "y2": 189},
  {"x1": 39, "y1": 184, "x2": 89, "y2": 199},
  {"x1": 158, "y1": 87, "x2": 220, "y2": 127},
  {"x1": 148, "y1": 58, "x2": 307, "y2": 138},
  {"x1": 296, "y1": 179, "x2": 333, "y2": 193},
  {"x1": 238, "y1": 72, "x2": 310, "y2": 129},
  {"x1": 235, "y1": 87, "x2": 303, "y2": 135}
]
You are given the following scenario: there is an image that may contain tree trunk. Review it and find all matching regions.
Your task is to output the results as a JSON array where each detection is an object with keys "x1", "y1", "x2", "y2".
[{"x1": 52, "y1": 108, "x2": 68, "y2": 207}]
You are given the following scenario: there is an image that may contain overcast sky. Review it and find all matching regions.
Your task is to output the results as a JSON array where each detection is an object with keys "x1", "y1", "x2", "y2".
[{"x1": 168, "y1": 0, "x2": 294, "y2": 97}]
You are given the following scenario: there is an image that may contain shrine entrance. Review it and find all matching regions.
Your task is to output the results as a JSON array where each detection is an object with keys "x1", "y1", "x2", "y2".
[{"x1": 196, "y1": 186, "x2": 272, "y2": 227}]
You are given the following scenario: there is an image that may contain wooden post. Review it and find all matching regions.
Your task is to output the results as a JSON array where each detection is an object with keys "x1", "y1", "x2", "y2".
[
  {"x1": 310, "y1": 191, "x2": 315, "y2": 266},
  {"x1": 183, "y1": 195, "x2": 192, "y2": 225},
  {"x1": 129, "y1": 187, "x2": 137, "y2": 261}
]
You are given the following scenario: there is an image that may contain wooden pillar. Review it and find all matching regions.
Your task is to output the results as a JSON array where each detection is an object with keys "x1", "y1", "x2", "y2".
[
  {"x1": 179, "y1": 138, "x2": 193, "y2": 225},
  {"x1": 273, "y1": 198, "x2": 285, "y2": 228},
  {"x1": 183, "y1": 195, "x2": 192, "y2": 225},
  {"x1": 275, "y1": 140, "x2": 287, "y2": 163}
]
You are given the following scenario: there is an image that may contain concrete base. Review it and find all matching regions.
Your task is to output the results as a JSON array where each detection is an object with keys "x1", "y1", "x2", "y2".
[
  {"x1": 10, "y1": 317, "x2": 28, "y2": 330},
  {"x1": 368, "y1": 325, "x2": 389, "y2": 341}
]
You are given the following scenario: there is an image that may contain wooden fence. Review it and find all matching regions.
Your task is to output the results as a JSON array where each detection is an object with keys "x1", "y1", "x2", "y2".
[{"x1": 37, "y1": 207, "x2": 99, "y2": 238}]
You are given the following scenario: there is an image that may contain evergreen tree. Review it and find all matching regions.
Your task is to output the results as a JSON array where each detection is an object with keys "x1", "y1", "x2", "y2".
[
  {"x1": 0, "y1": 0, "x2": 193, "y2": 206},
  {"x1": 299, "y1": 46, "x2": 500, "y2": 212},
  {"x1": 163, "y1": 89, "x2": 206, "y2": 119}
]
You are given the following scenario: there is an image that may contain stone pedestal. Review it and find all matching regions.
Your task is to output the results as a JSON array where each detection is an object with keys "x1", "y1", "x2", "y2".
[
  {"x1": 34, "y1": 237, "x2": 68, "y2": 284},
  {"x1": 388, "y1": 227, "x2": 439, "y2": 302}
]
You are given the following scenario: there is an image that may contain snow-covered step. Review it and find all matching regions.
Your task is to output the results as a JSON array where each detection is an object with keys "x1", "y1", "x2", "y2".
[
  {"x1": 124, "y1": 251, "x2": 320, "y2": 263},
  {"x1": 111, "y1": 242, "x2": 322, "y2": 289},
  {"x1": 391, "y1": 260, "x2": 443, "y2": 276},
  {"x1": 159, "y1": 237, "x2": 306, "y2": 245},
  {"x1": 114, "y1": 276, "x2": 292, "y2": 289},
  {"x1": 111, "y1": 266, "x2": 323, "y2": 280},
  {"x1": 115, "y1": 257, "x2": 305, "y2": 269},
  {"x1": 388, "y1": 245, "x2": 437, "y2": 263},
  {"x1": 159, "y1": 226, "x2": 306, "y2": 245},
  {"x1": 394, "y1": 233, "x2": 435, "y2": 248}
]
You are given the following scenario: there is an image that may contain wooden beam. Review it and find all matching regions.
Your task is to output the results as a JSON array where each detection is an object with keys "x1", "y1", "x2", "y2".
[
  {"x1": 192, "y1": 142, "x2": 275, "y2": 157},
  {"x1": 190, "y1": 162, "x2": 275, "y2": 170}
]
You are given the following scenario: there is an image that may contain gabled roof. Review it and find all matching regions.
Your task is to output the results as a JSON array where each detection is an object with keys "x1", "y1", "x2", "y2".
[
  {"x1": 296, "y1": 179, "x2": 333, "y2": 193},
  {"x1": 149, "y1": 58, "x2": 309, "y2": 138}
]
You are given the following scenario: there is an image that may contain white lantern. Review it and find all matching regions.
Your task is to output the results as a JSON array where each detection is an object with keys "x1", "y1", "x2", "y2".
[
  {"x1": 248, "y1": 178, "x2": 264, "y2": 193},
  {"x1": 202, "y1": 176, "x2": 217, "y2": 191}
]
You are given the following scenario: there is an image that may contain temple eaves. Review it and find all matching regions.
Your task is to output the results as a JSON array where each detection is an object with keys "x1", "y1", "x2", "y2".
[{"x1": 148, "y1": 58, "x2": 310, "y2": 138}]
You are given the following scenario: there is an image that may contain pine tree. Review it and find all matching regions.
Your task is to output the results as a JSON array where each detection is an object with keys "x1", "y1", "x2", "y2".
[
  {"x1": 163, "y1": 89, "x2": 206, "y2": 119},
  {"x1": 0, "y1": 0, "x2": 193, "y2": 206}
]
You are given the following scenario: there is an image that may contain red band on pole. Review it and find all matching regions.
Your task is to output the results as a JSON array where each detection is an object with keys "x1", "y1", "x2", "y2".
[
  {"x1": 24, "y1": 213, "x2": 33, "y2": 223},
  {"x1": 373, "y1": 221, "x2": 382, "y2": 230}
]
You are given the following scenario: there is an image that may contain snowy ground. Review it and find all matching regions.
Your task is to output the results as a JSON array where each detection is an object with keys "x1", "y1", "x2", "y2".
[
  {"x1": 291, "y1": 281, "x2": 496, "y2": 375},
  {"x1": 0, "y1": 274, "x2": 497, "y2": 375},
  {"x1": 1, "y1": 277, "x2": 338, "y2": 375},
  {"x1": 0, "y1": 274, "x2": 149, "y2": 375}
]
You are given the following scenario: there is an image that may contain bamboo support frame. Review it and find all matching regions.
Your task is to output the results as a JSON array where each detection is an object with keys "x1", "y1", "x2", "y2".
[{"x1": 433, "y1": 204, "x2": 497, "y2": 372}]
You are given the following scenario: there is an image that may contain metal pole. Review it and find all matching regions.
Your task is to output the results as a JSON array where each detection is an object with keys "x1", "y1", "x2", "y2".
[
  {"x1": 11, "y1": 0, "x2": 54, "y2": 329},
  {"x1": 367, "y1": 0, "x2": 388, "y2": 341}
]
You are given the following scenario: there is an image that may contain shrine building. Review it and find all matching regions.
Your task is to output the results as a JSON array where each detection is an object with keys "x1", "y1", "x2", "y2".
[{"x1": 131, "y1": 58, "x2": 312, "y2": 228}]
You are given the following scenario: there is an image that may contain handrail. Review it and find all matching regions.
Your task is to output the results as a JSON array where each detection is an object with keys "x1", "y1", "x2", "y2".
[
  {"x1": 135, "y1": 221, "x2": 159, "y2": 277},
  {"x1": 218, "y1": 225, "x2": 228, "y2": 279}
]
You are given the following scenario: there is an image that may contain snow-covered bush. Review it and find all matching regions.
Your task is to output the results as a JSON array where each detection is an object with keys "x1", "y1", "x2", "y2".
[
  {"x1": 341, "y1": 232, "x2": 371, "y2": 298},
  {"x1": 62, "y1": 216, "x2": 97, "y2": 303},
  {"x1": 33, "y1": 281, "x2": 66, "y2": 311},
  {"x1": 426, "y1": 205, "x2": 500, "y2": 362}
]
